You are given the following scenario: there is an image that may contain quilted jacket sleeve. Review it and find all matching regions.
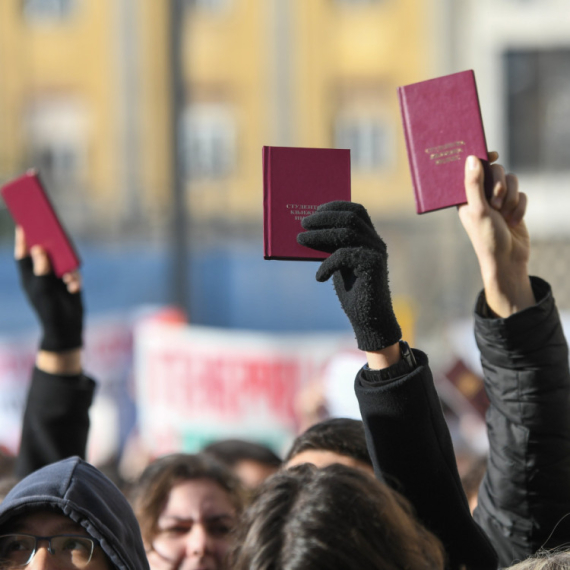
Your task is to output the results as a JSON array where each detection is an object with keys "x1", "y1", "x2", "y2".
[
  {"x1": 473, "y1": 277, "x2": 570, "y2": 567},
  {"x1": 356, "y1": 352, "x2": 498, "y2": 570}
]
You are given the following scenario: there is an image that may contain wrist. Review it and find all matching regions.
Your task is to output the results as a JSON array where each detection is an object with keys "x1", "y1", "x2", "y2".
[
  {"x1": 481, "y1": 268, "x2": 535, "y2": 318},
  {"x1": 365, "y1": 342, "x2": 402, "y2": 370},
  {"x1": 36, "y1": 349, "x2": 82, "y2": 375}
]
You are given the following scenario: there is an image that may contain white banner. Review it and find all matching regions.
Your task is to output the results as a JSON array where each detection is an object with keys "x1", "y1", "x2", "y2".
[{"x1": 134, "y1": 321, "x2": 356, "y2": 456}]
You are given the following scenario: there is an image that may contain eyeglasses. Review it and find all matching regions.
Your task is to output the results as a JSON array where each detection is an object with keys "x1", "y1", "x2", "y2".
[{"x1": 0, "y1": 534, "x2": 97, "y2": 569}]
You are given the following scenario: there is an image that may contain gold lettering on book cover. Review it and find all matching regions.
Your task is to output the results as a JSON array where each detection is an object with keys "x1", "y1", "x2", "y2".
[
  {"x1": 286, "y1": 204, "x2": 318, "y2": 222},
  {"x1": 424, "y1": 141, "x2": 466, "y2": 166}
]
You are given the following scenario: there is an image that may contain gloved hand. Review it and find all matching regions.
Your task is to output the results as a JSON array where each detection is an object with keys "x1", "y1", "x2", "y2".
[
  {"x1": 297, "y1": 201, "x2": 401, "y2": 351},
  {"x1": 18, "y1": 250, "x2": 83, "y2": 352}
]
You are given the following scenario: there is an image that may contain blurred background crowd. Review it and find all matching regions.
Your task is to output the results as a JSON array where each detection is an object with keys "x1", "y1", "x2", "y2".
[{"x1": 1, "y1": 0, "x2": 569, "y2": 483}]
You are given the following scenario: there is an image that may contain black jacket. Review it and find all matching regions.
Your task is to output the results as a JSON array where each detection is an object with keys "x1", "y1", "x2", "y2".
[
  {"x1": 15, "y1": 368, "x2": 95, "y2": 478},
  {"x1": 355, "y1": 352, "x2": 498, "y2": 570},
  {"x1": 473, "y1": 277, "x2": 570, "y2": 567},
  {"x1": 0, "y1": 456, "x2": 149, "y2": 570}
]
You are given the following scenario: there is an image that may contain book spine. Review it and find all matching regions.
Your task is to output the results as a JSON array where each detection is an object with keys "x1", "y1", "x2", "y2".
[
  {"x1": 471, "y1": 71, "x2": 489, "y2": 156},
  {"x1": 398, "y1": 87, "x2": 424, "y2": 214},
  {"x1": 262, "y1": 146, "x2": 271, "y2": 258}
]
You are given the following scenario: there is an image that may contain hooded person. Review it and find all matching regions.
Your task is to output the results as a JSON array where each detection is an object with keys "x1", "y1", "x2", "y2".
[{"x1": 0, "y1": 456, "x2": 149, "y2": 570}]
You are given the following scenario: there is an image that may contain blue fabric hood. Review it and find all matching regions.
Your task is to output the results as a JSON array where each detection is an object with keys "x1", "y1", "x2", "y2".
[{"x1": 0, "y1": 457, "x2": 149, "y2": 570}]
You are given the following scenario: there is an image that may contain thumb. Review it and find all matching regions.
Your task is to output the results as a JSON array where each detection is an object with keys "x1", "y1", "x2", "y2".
[
  {"x1": 464, "y1": 156, "x2": 488, "y2": 215},
  {"x1": 30, "y1": 246, "x2": 52, "y2": 276},
  {"x1": 14, "y1": 226, "x2": 29, "y2": 260}
]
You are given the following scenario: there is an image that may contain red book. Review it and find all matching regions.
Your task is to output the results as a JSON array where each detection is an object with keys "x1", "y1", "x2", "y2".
[
  {"x1": 263, "y1": 146, "x2": 351, "y2": 260},
  {"x1": 1, "y1": 171, "x2": 81, "y2": 277},
  {"x1": 398, "y1": 70, "x2": 491, "y2": 214}
]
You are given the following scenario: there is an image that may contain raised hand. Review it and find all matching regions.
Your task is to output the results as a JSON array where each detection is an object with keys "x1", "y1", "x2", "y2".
[
  {"x1": 458, "y1": 155, "x2": 535, "y2": 317},
  {"x1": 15, "y1": 226, "x2": 83, "y2": 353},
  {"x1": 297, "y1": 201, "x2": 401, "y2": 351}
]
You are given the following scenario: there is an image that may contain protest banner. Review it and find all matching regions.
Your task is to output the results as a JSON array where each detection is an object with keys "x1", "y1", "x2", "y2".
[{"x1": 134, "y1": 321, "x2": 355, "y2": 455}]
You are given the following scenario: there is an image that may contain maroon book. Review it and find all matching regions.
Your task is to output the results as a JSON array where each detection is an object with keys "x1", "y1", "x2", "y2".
[
  {"x1": 398, "y1": 70, "x2": 490, "y2": 214},
  {"x1": 263, "y1": 146, "x2": 351, "y2": 260},
  {"x1": 1, "y1": 171, "x2": 81, "y2": 277}
]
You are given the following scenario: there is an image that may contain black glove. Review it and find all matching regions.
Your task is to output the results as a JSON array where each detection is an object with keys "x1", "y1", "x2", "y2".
[
  {"x1": 297, "y1": 201, "x2": 401, "y2": 351},
  {"x1": 18, "y1": 257, "x2": 83, "y2": 351}
]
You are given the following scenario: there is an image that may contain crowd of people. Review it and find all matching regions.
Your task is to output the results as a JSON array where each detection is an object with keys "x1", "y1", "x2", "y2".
[{"x1": 1, "y1": 153, "x2": 570, "y2": 569}]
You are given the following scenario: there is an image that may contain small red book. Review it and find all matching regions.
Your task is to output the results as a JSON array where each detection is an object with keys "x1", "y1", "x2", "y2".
[
  {"x1": 1, "y1": 171, "x2": 81, "y2": 277},
  {"x1": 398, "y1": 70, "x2": 491, "y2": 214},
  {"x1": 263, "y1": 146, "x2": 351, "y2": 260}
]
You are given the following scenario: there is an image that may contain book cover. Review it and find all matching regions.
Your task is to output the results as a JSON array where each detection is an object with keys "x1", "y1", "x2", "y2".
[
  {"x1": 1, "y1": 171, "x2": 81, "y2": 277},
  {"x1": 263, "y1": 146, "x2": 351, "y2": 261},
  {"x1": 398, "y1": 70, "x2": 491, "y2": 214}
]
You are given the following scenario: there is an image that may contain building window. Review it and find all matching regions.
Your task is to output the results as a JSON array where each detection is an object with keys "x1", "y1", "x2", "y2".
[
  {"x1": 505, "y1": 48, "x2": 570, "y2": 172},
  {"x1": 26, "y1": 98, "x2": 88, "y2": 192},
  {"x1": 182, "y1": 104, "x2": 235, "y2": 181},
  {"x1": 335, "y1": 117, "x2": 392, "y2": 172},
  {"x1": 22, "y1": 0, "x2": 76, "y2": 21}
]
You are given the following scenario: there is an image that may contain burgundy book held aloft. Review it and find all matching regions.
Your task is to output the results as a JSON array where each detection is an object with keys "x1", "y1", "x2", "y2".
[
  {"x1": 398, "y1": 70, "x2": 490, "y2": 214},
  {"x1": 1, "y1": 171, "x2": 81, "y2": 277},
  {"x1": 263, "y1": 146, "x2": 351, "y2": 260}
]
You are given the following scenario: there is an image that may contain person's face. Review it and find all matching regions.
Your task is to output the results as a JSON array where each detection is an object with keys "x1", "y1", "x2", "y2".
[
  {"x1": 148, "y1": 479, "x2": 236, "y2": 570},
  {"x1": 232, "y1": 460, "x2": 278, "y2": 489},
  {"x1": 285, "y1": 449, "x2": 375, "y2": 476},
  {"x1": 0, "y1": 511, "x2": 111, "y2": 570}
]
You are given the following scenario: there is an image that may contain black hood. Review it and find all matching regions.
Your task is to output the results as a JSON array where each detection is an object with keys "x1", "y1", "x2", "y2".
[{"x1": 0, "y1": 456, "x2": 149, "y2": 570}]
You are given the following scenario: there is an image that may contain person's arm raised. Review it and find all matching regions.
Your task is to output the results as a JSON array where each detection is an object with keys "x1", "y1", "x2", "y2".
[
  {"x1": 14, "y1": 226, "x2": 93, "y2": 477},
  {"x1": 458, "y1": 154, "x2": 535, "y2": 317}
]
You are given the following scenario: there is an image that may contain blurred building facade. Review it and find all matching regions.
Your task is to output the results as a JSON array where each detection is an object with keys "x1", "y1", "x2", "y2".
[
  {"x1": 448, "y1": 0, "x2": 570, "y2": 309},
  {"x1": 1, "y1": 0, "x2": 570, "y2": 345},
  {"x1": 0, "y1": 0, "x2": 439, "y2": 233}
]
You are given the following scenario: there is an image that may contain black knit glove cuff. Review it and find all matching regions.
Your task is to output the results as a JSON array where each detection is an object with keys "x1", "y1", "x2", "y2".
[
  {"x1": 330, "y1": 252, "x2": 401, "y2": 351},
  {"x1": 349, "y1": 301, "x2": 401, "y2": 351},
  {"x1": 18, "y1": 257, "x2": 83, "y2": 351}
]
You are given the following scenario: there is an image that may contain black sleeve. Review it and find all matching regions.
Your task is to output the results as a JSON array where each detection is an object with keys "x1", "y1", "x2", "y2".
[
  {"x1": 15, "y1": 366, "x2": 95, "y2": 478},
  {"x1": 473, "y1": 277, "x2": 570, "y2": 567},
  {"x1": 356, "y1": 352, "x2": 498, "y2": 570}
]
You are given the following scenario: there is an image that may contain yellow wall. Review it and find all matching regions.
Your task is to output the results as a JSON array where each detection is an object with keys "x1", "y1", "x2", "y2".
[
  {"x1": 0, "y1": 1, "x2": 121, "y2": 211},
  {"x1": 294, "y1": 0, "x2": 434, "y2": 215},
  {"x1": 0, "y1": 0, "x2": 436, "y2": 229}
]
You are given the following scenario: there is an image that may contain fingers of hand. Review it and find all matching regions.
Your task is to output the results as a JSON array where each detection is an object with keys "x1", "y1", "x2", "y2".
[
  {"x1": 498, "y1": 172, "x2": 521, "y2": 221},
  {"x1": 62, "y1": 271, "x2": 82, "y2": 294},
  {"x1": 315, "y1": 201, "x2": 374, "y2": 227},
  {"x1": 299, "y1": 226, "x2": 379, "y2": 253},
  {"x1": 315, "y1": 249, "x2": 355, "y2": 282},
  {"x1": 315, "y1": 248, "x2": 380, "y2": 283},
  {"x1": 301, "y1": 209, "x2": 372, "y2": 232},
  {"x1": 30, "y1": 245, "x2": 52, "y2": 276},
  {"x1": 464, "y1": 156, "x2": 487, "y2": 214},
  {"x1": 488, "y1": 151, "x2": 499, "y2": 163},
  {"x1": 507, "y1": 188, "x2": 527, "y2": 228},
  {"x1": 489, "y1": 163, "x2": 508, "y2": 210},
  {"x1": 14, "y1": 226, "x2": 29, "y2": 260}
]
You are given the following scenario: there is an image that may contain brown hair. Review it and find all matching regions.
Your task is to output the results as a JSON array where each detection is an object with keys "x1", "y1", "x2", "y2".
[
  {"x1": 130, "y1": 452, "x2": 245, "y2": 546},
  {"x1": 230, "y1": 463, "x2": 445, "y2": 570}
]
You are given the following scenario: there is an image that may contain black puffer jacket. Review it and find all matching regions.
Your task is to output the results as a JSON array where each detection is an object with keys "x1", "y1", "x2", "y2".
[
  {"x1": 474, "y1": 277, "x2": 570, "y2": 568},
  {"x1": 356, "y1": 353, "x2": 498, "y2": 570}
]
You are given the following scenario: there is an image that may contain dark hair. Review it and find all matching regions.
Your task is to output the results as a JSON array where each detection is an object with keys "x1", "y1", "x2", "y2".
[
  {"x1": 130, "y1": 452, "x2": 244, "y2": 546},
  {"x1": 203, "y1": 439, "x2": 282, "y2": 468},
  {"x1": 285, "y1": 418, "x2": 372, "y2": 467},
  {"x1": 230, "y1": 463, "x2": 445, "y2": 570}
]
